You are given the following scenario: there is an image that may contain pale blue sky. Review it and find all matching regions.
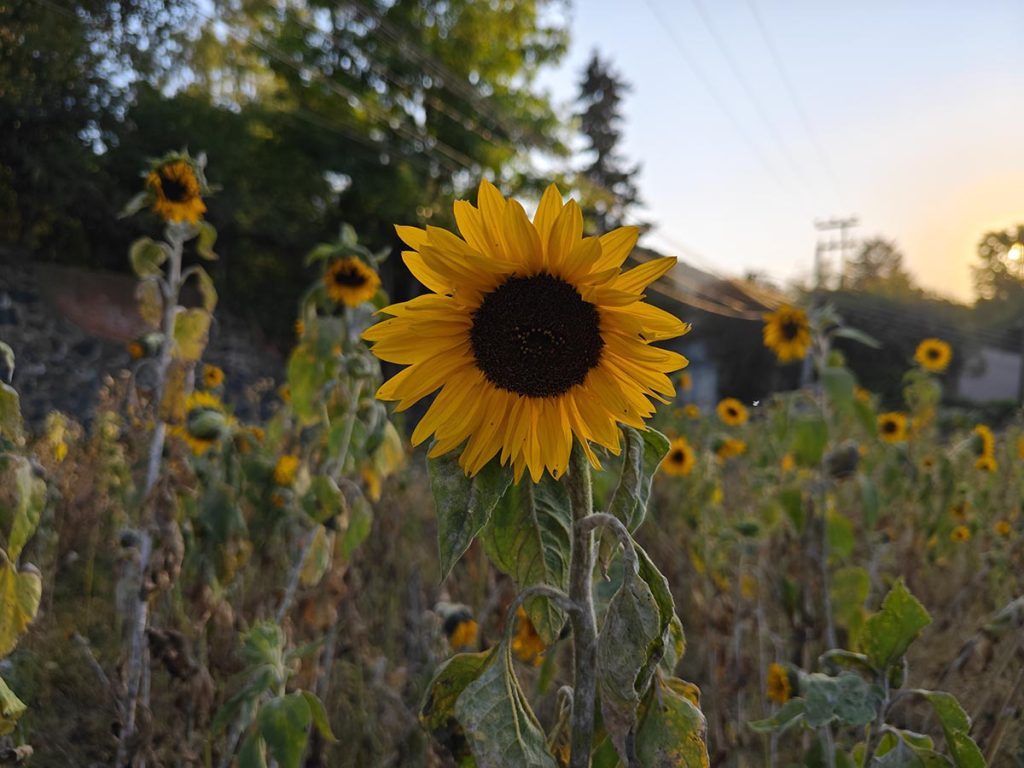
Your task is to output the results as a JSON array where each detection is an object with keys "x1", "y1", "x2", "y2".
[{"x1": 538, "y1": 0, "x2": 1024, "y2": 301}]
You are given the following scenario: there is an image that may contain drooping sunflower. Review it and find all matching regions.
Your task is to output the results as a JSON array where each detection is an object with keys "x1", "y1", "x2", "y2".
[
  {"x1": 364, "y1": 181, "x2": 690, "y2": 482},
  {"x1": 766, "y1": 663, "x2": 791, "y2": 704},
  {"x1": 146, "y1": 157, "x2": 207, "y2": 224},
  {"x1": 662, "y1": 437, "x2": 696, "y2": 477},
  {"x1": 878, "y1": 412, "x2": 908, "y2": 443},
  {"x1": 202, "y1": 364, "x2": 225, "y2": 389},
  {"x1": 973, "y1": 424, "x2": 995, "y2": 457},
  {"x1": 914, "y1": 338, "x2": 952, "y2": 373},
  {"x1": 975, "y1": 454, "x2": 998, "y2": 473},
  {"x1": 717, "y1": 397, "x2": 748, "y2": 427},
  {"x1": 762, "y1": 305, "x2": 811, "y2": 363},
  {"x1": 325, "y1": 257, "x2": 381, "y2": 307}
]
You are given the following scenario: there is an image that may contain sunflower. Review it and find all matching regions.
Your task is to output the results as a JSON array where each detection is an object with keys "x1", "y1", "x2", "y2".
[
  {"x1": 877, "y1": 412, "x2": 908, "y2": 443},
  {"x1": 762, "y1": 305, "x2": 811, "y2": 363},
  {"x1": 146, "y1": 158, "x2": 207, "y2": 224},
  {"x1": 717, "y1": 397, "x2": 748, "y2": 426},
  {"x1": 766, "y1": 663, "x2": 791, "y2": 704},
  {"x1": 325, "y1": 257, "x2": 380, "y2": 307},
  {"x1": 445, "y1": 614, "x2": 479, "y2": 651},
  {"x1": 295, "y1": 319, "x2": 306, "y2": 339},
  {"x1": 662, "y1": 437, "x2": 696, "y2": 477},
  {"x1": 170, "y1": 425, "x2": 216, "y2": 456},
  {"x1": 781, "y1": 453, "x2": 796, "y2": 473},
  {"x1": 994, "y1": 520, "x2": 1012, "y2": 537},
  {"x1": 715, "y1": 437, "x2": 747, "y2": 461},
  {"x1": 950, "y1": 525, "x2": 971, "y2": 543},
  {"x1": 202, "y1": 364, "x2": 224, "y2": 389},
  {"x1": 678, "y1": 371, "x2": 692, "y2": 391},
  {"x1": 684, "y1": 404, "x2": 700, "y2": 419},
  {"x1": 855, "y1": 386, "x2": 872, "y2": 403},
  {"x1": 364, "y1": 181, "x2": 690, "y2": 482},
  {"x1": 511, "y1": 606, "x2": 546, "y2": 666},
  {"x1": 973, "y1": 424, "x2": 995, "y2": 457},
  {"x1": 274, "y1": 455, "x2": 300, "y2": 486},
  {"x1": 975, "y1": 454, "x2": 998, "y2": 473},
  {"x1": 128, "y1": 341, "x2": 145, "y2": 360},
  {"x1": 914, "y1": 338, "x2": 952, "y2": 373}
]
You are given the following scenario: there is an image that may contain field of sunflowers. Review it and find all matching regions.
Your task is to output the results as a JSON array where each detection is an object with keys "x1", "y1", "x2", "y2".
[{"x1": 0, "y1": 153, "x2": 1021, "y2": 768}]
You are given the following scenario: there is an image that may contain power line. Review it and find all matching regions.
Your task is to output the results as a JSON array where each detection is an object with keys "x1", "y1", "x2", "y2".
[
  {"x1": 687, "y1": 0, "x2": 813, "y2": 200},
  {"x1": 640, "y1": 0, "x2": 800, "y2": 204},
  {"x1": 744, "y1": 0, "x2": 845, "y2": 205}
]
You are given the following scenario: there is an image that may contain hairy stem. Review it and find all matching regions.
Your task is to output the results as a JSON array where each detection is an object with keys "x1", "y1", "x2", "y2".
[{"x1": 566, "y1": 443, "x2": 597, "y2": 768}]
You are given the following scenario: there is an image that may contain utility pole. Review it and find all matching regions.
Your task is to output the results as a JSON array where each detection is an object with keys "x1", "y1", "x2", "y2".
[{"x1": 814, "y1": 217, "x2": 859, "y2": 290}]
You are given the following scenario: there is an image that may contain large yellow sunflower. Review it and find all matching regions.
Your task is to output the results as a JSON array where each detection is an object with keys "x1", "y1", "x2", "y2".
[
  {"x1": 716, "y1": 397, "x2": 748, "y2": 426},
  {"x1": 762, "y1": 305, "x2": 811, "y2": 363},
  {"x1": 325, "y1": 257, "x2": 381, "y2": 306},
  {"x1": 662, "y1": 437, "x2": 696, "y2": 477},
  {"x1": 146, "y1": 159, "x2": 207, "y2": 224},
  {"x1": 878, "y1": 412, "x2": 908, "y2": 443},
  {"x1": 364, "y1": 182, "x2": 689, "y2": 482},
  {"x1": 914, "y1": 338, "x2": 952, "y2": 373}
]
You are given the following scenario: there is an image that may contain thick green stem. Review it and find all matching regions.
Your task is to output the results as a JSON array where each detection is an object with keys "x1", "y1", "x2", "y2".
[{"x1": 566, "y1": 444, "x2": 597, "y2": 768}]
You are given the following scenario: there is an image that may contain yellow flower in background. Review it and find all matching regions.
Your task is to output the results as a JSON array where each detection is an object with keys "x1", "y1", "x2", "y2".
[
  {"x1": 914, "y1": 338, "x2": 952, "y2": 373},
  {"x1": 762, "y1": 305, "x2": 811, "y2": 363},
  {"x1": 717, "y1": 397, "x2": 748, "y2": 426},
  {"x1": 766, "y1": 663, "x2": 791, "y2": 704},
  {"x1": 274, "y1": 455, "x2": 300, "y2": 486},
  {"x1": 855, "y1": 386, "x2": 872, "y2": 403},
  {"x1": 202, "y1": 364, "x2": 224, "y2": 389},
  {"x1": 715, "y1": 437, "x2": 747, "y2": 461},
  {"x1": 994, "y1": 520, "x2": 1012, "y2": 537},
  {"x1": 365, "y1": 180, "x2": 690, "y2": 482},
  {"x1": 878, "y1": 412, "x2": 908, "y2": 443},
  {"x1": 511, "y1": 606, "x2": 546, "y2": 666},
  {"x1": 781, "y1": 453, "x2": 796, "y2": 473},
  {"x1": 950, "y1": 525, "x2": 971, "y2": 543},
  {"x1": 278, "y1": 384, "x2": 291, "y2": 403},
  {"x1": 170, "y1": 425, "x2": 215, "y2": 456},
  {"x1": 361, "y1": 465, "x2": 382, "y2": 502},
  {"x1": 447, "y1": 618, "x2": 479, "y2": 651},
  {"x1": 128, "y1": 341, "x2": 145, "y2": 360},
  {"x1": 920, "y1": 455, "x2": 936, "y2": 471},
  {"x1": 662, "y1": 437, "x2": 696, "y2": 477},
  {"x1": 973, "y1": 425, "x2": 995, "y2": 457},
  {"x1": 975, "y1": 454, "x2": 998, "y2": 473},
  {"x1": 146, "y1": 158, "x2": 206, "y2": 224},
  {"x1": 678, "y1": 371, "x2": 692, "y2": 391},
  {"x1": 186, "y1": 390, "x2": 225, "y2": 414},
  {"x1": 1018, "y1": 436, "x2": 1024, "y2": 460},
  {"x1": 325, "y1": 257, "x2": 380, "y2": 307},
  {"x1": 684, "y1": 404, "x2": 701, "y2": 419},
  {"x1": 295, "y1": 319, "x2": 306, "y2": 339}
]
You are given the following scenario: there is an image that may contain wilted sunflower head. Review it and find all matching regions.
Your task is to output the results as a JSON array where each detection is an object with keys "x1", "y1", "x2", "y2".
[
  {"x1": 766, "y1": 662, "x2": 791, "y2": 704},
  {"x1": 762, "y1": 305, "x2": 811, "y2": 363},
  {"x1": 975, "y1": 454, "x2": 998, "y2": 473},
  {"x1": 145, "y1": 154, "x2": 208, "y2": 225},
  {"x1": 363, "y1": 180, "x2": 690, "y2": 482},
  {"x1": 716, "y1": 398, "x2": 748, "y2": 427},
  {"x1": 973, "y1": 424, "x2": 995, "y2": 457},
  {"x1": 877, "y1": 412, "x2": 908, "y2": 443},
  {"x1": 324, "y1": 257, "x2": 380, "y2": 307},
  {"x1": 662, "y1": 437, "x2": 696, "y2": 477},
  {"x1": 914, "y1": 338, "x2": 952, "y2": 373}
]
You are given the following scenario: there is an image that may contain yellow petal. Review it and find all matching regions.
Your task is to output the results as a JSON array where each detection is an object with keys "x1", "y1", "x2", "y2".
[
  {"x1": 533, "y1": 184, "x2": 564, "y2": 258},
  {"x1": 546, "y1": 200, "x2": 583, "y2": 271}
]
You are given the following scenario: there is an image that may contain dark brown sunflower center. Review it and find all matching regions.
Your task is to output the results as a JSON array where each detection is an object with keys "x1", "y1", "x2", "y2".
[
  {"x1": 669, "y1": 449, "x2": 685, "y2": 464},
  {"x1": 781, "y1": 319, "x2": 802, "y2": 340},
  {"x1": 470, "y1": 273, "x2": 603, "y2": 398},
  {"x1": 159, "y1": 170, "x2": 192, "y2": 203},
  {"x1": 333, "y1": 265, "x2": 368, "y2": 287},
  {"x1": 926, "y1": 347, "x2": 940, "y2": 360},
  {"x1": 727, "y1": 407, "x2": 738, "y2": 418},
  {"x1": 882, "y1": 420, "x2": 897, "y2": 434}
]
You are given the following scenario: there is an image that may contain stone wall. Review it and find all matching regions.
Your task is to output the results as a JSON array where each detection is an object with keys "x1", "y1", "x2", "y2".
[{"x1": 0, "y1": 248, "x2": 283, "y2": 426}]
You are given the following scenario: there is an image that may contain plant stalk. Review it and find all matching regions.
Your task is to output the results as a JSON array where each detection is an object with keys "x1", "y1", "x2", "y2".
[{"x1": 565, "y1": 444, "x2": 597, "y2": 768}]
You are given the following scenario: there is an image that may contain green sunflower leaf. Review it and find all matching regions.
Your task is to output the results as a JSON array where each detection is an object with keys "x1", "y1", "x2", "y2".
[
  {"x1": 453, "y1": 639, "x2": 557, "y2": 768},
  {"x1": 0, "y1": 550, "x2": 41, "y2": 658},
  {"x1": 0, "y1": 382, "x2": 22, "y2": 443},
  {"x1": 609, "y1": 426, "x2": 670, "y2": 531},
  {"x1": 129, "y1": 237, "x2": 168, "y2": 277},
  {"x1": 863, "y1": 579, "x2": 931, "y2": 672},
  {"x1": 634, "y1": 674, "x2": 711, "y2": 767},
  {"x1": 913, "y1": 691, "x2": 985, "y2": 768},
  {"x1": 0, "y1": 676, "x2": 27, "y2": 736},
  {"x1": 480, "y1": 478, "x2": 570, "y2": 645},
  {"x1": 429, "y1": 453, "x2": 513, "y2": 580},
  {"x1": 10, "y1": 457, "x2": 45, "y2": 562},
  {"x1": 257, "y1": 693, "x2": 311, "y2": 768},
  {"x1": 172, "y1": 307, "x2": 211, "y2": 362}
]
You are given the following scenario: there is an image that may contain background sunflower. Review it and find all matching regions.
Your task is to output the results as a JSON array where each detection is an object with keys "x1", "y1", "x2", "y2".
[
  {"x1": 716, "y1": 397, "x2": 749, "y2": 426},
  {"x1": 762, "y1": 305, "x2": 811, "y2": 363},
  {"x1": 914, "y1": 338, "x2": 952, "y2": 372},
  {"x1": 662, "y1": 437, "x2": 696, "y2": 476}
]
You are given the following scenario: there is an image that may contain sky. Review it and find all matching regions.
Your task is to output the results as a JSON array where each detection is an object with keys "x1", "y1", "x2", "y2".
[{"x1": 537, "y1": 0, "x2": 1024, "y2": 302}]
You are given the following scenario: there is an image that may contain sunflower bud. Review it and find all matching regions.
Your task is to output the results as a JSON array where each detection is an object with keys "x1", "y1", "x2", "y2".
[{"x1": 187, "y1": 408, "x2": 227, "y2": 440}]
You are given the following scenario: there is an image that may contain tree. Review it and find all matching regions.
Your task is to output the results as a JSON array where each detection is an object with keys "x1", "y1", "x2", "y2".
[
  {"x1": 575, "y1": 52, "x2": 642, "y2": 233},
  {"x1": 842, "y1": 237, "x2": 918, "y2": 297},
  {"x1": 972, "y1": 224, "x2": 1024, "y2": 327}
]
